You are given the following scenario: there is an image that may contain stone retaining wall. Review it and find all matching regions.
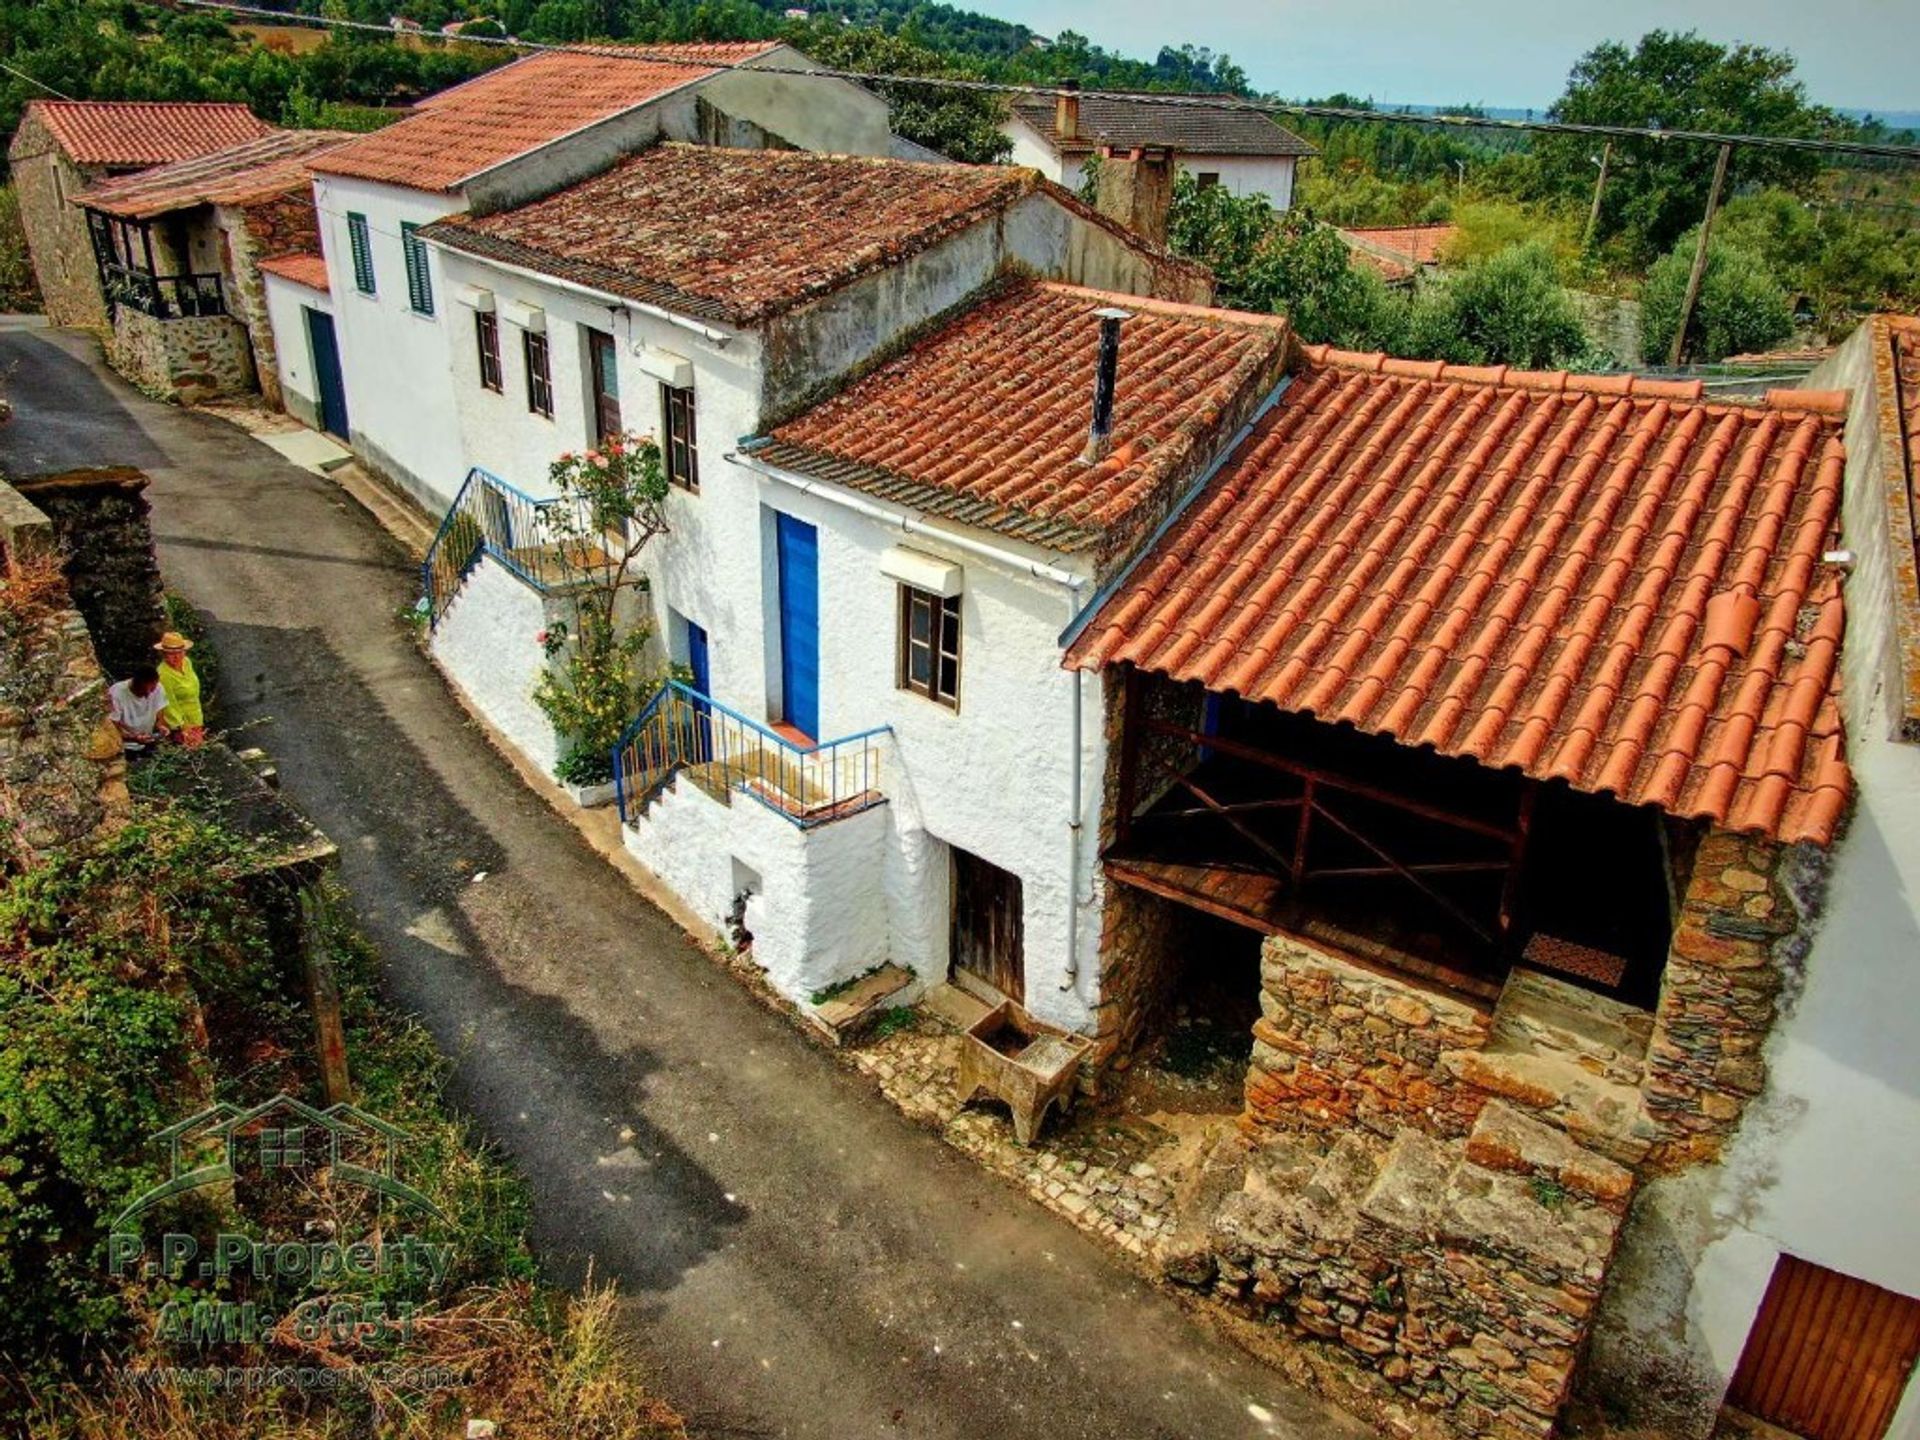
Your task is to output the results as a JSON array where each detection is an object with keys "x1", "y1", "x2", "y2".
[
  {"x1": 12, "y1": 468, "x2": 164, "y2": 676},
  {"x1": 109, "y1": 305, "x2": 257, "y2": 405}
]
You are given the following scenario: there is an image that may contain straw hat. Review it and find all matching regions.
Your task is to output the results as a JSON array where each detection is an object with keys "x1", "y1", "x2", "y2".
[{"x1": 154, "y1": 631, "x2": 195, "y2": 653}]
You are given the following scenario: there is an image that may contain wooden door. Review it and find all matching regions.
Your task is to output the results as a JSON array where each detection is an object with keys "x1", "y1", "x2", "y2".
[
  {"x1": 774, "y1": 512, "x2": 819, "y2": 740},
  {"x1": 304, "y1": 308, "x2": 349, "y2": 440},
  {"x1": 951, "y1": 849, "x2": 1024, "y2": 1004},
  {"x1": 587, "y1": 328, "x2": 621, "y2": 443},
  {"x1": 1728, "y1": 1255, "x2": 1920, "y2": 1440}
]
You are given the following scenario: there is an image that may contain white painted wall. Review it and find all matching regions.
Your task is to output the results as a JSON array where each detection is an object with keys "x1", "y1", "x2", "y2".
[
  {"x1": 261, "y1": 271, "x2": 329, "y2": 430},
  {"x1": 313, "y1": 173, "x2": 469, "y2": 511},
  {"x1": 430, "y1": 553, "x2": 562, "y2": 778},
  {"x1": 1001, "y1": 113, "x2": 1297, "y2": 210}
]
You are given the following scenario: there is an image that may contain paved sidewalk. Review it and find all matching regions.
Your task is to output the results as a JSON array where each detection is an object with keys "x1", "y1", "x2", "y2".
[{"x1": 0, "y1": 321, "x2": 1366, "y2": 1440}]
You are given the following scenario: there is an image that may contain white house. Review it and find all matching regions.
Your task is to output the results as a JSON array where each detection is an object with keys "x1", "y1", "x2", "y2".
[
  {"x1": 264, "y1": 40, "x2": 895, "y2": 514},
  {"x1": 409, "y1": 141, "x2": 1278, "y2": 1037},
  {"x1": 1002, "y1": 90, "x2": 1316, "y2": 210}
]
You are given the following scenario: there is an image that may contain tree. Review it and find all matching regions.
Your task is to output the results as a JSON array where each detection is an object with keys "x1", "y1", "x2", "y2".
[
  {"x1": 1404, "y1": 243, "x2": 1589, "y2": 369},
  {"x1": 1640, "y1": 231, "x2": 1793, "y2": 363},
  {"x1": 1534, "y1": 31, "x2": 1841, "y2": 259},
  {"x1": 784, "y1": 23, "x2": 1010, "y2": 164}
]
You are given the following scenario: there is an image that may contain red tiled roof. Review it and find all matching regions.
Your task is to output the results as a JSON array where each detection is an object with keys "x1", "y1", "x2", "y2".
[
  {"x1": 77, "y1": 131, "x2": 352, "y2": 219},
  {"x1": 14, "y1": 101, "x2": 273, "y2": 168},
  {"x1": 259, "y1": 252, "x2": 330, "y2": 292},
  {"x1": 310, "y1": 42, "x2": 780, "y2": 192},
  {"x1": 1070, "y1": 349, "x2": 1853, "y2": 845},
  {"x1": 752, "y1": 280, "x2": 1290, "y2": 551},
  {"x1": 1342, "y1": 224, "x2": 1457, "y2": 268},
  {"x1": 425, "y1": 144, "x2": 1207, "y2": 330}
]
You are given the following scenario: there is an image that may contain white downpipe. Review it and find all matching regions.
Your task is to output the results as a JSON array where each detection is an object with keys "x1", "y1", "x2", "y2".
[{"x1": 737, "y1": 450, "x2": 1092, "y2": 996}]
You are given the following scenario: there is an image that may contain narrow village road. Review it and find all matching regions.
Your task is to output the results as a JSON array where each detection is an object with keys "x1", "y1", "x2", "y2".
[{"x1": 0, "y1": 319, "x2": 1364, "y2": 1440}]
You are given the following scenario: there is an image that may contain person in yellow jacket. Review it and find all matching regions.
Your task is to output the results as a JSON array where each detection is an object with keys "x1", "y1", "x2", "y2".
[{"x1": 154, "y1": 631, "x2": 206, "y2": 747}]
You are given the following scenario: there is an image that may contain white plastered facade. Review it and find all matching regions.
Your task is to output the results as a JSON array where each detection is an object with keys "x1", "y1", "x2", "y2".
[{"x1": 1002, "y1": 112, "x2": 1299, "y2": 210}]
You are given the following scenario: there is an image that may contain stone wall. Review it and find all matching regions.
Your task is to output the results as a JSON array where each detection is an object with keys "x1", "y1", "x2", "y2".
[
  {"x1": 221, "y1": 189, "x2": 323, "y2": 408},
  {"x1": 1246, "y1": 935, "x2": 1495, "y2": 1143},
  {"x1": 8, "y1": 115, "x2": 108, "y2": 329},
  {"x1": 109, "y1": 304, "x2": 256, "y2": 405},
  {"x1": 12, "y1": 467, "x2": 164, "y2": 676},
  {"x1": 0, "y1": 482, "x2": 129, "y2": 867},
  {"x1": 1090, "y1": 880, "x2": 1185, "y2": 1062},
  {"x1": 1639, "y1": 831, "x2": 1812, "y2": 1171}
]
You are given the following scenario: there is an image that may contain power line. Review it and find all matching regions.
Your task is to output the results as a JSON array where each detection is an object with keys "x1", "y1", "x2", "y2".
[
  {"x1": 181, "y1": 0, "x2": 1920, "y2": 164},
  {"x1": 0, "y1": 58, "x2": 78, "y2": 101}
]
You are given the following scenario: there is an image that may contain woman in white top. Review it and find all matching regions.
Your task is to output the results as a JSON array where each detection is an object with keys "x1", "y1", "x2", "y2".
[{"x1": 107, "y1": 664, "x2": 173, "y2": 754}]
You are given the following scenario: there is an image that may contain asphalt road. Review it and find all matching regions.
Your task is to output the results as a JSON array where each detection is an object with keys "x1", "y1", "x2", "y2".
[{"x1": 0, "y1": 319, "x2": 1363, "y2": 1440}]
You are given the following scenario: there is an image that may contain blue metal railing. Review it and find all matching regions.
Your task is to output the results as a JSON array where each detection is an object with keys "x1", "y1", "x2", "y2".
[
  {"x1": 614, "y1": 680, "x2": 889, "y2": 829},
  {"x1": 421, "y1": 467, "x2": 590, "y2": 627}
]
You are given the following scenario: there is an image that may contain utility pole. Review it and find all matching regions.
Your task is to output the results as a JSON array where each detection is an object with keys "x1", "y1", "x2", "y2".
[
  {"x1": 1583, "y1": 141, "x2": 1612, "y2": 249},
  {"x1": 1667, "y1": 142, "x2": 1733, "y2": 368}
]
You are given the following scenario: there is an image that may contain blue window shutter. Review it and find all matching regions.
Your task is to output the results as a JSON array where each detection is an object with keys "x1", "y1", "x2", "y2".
[
  {"x1": 347, "y1": 213, "x2": 374, "y2": 295},
  {"x1": 401, "y1": 222, "x2": 433, "y2": 315}
]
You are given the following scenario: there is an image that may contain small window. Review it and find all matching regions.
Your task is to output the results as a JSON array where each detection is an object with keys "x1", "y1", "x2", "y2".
[
  {"x1": 524, "y1": 330, "x2": 553, "y2": 417},
  {"x1": 1196, "y1": 172, "x2": 1222, "y2": 189},
  {"x1": 347, "y1": 212, "x2": 375, "y2": 294},
  {"x1": 899, "y1": 585, "x2": 961, "y2": 708},
  {"x1": 663, "y1": 383, "x2": 698, "y2": 490},
  {"x1": 475, "y1": 312, "x2": 502, "y2": 392},
  {"x1": 400, "y1": 221, "x2": 433, "y2": 315}
]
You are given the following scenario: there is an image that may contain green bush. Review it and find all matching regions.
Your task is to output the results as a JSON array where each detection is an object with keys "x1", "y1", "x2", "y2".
[
  {"x1": 0, "y1": 184, "x2": 40, "y2": 314},
  {"x1": 1641, "y1": 231, "x2": 1795, "y2": 363},
  {"x1": 1404, "y1": 242, "x2": 1590, "y2": 369}
]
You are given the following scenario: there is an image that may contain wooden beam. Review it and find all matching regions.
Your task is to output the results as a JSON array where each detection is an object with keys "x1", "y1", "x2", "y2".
[
  {"x1": 1310, "y1": 799, "x2": 1498, "y2": 946},
  {"x1": 1177, "y1": 774, "x2": 1300, "y2": 876},
  {"x1": 1104, "y1": 860, "x2": 1283, "y2": 935}
]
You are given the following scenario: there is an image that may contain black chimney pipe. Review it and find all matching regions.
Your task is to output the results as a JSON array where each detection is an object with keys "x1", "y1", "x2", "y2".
[{"x1": 1082, "y1": 307, "x2": 1131, "y2": 463}]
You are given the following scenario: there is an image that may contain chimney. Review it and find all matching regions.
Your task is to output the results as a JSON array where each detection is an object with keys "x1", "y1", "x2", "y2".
[
  {"x1": 1093, "y1": 144, "x2": 1175, "y2": 247},
  {"x1": 1082, "y1": 307, "x2": 1131, "y2": 464},
  {"x1": 1054, "y1": 80, "x2": 1080, "y2": 140}
]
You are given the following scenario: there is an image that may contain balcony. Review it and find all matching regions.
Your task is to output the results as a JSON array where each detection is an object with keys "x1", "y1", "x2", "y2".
[
  {"x1": 102, "y1": 262, "x2": 226, "y2": 319},
  {"x1": 615, "y1": 682, "x2": 888, "y2": 829},
  {"x1": 422, "y1": 467, "x2": 615, "y2": 627}
]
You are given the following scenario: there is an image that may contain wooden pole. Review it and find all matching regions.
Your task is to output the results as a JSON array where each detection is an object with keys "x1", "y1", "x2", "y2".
[
  {"x1": 300, "y1": 886, "x2": 353, "y2": 1105},
  {"x1": 1667, "y1": 142, "x2": 1733, "y2": 368},
  {"x1": 1583, "y1": 140, "x2": 1613, "y2": 249}
]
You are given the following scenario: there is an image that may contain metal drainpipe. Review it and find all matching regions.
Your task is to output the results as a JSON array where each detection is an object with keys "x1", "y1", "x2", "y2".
[{"x1": 1062, "y1": 578, "x2": 1086, "y2": 992}]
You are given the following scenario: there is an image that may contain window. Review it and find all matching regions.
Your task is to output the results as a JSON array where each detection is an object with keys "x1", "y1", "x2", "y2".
[
  {"x1": 662, "y1": 383, "x2": 698, "y2": 490},
  {"x1": 475, "y1": 312, "x2": 502, "y2": 392},
  {"x1": 400, "y1": 221, "x2": 433, "y2": 315},
  {"x1": 1196, "y1": 172, "x2": 1222, "y2": 189},
  {"x1": 523, "y1": 330, "x2": 553, "y2": 417},
  {"x1": 899, "y1": 586, "x2": 961, "y2": 707},
  {"x1": 346, "y1": 212, "x2": 375, "y2": 295}
]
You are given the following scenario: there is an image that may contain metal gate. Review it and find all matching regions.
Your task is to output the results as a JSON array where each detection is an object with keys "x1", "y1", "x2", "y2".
[{"x1": 1728, "y1": 1254, "x2": 1920, "y2": 1440}]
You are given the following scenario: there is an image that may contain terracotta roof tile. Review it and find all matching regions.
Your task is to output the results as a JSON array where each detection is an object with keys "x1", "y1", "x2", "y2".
[
  {"x1": 1070, "y1": 350, "x2": 1852, "y2": 845},
  {"x1": 14, "y1": 101, "x2": 272, "y2": 168},
  {"x1": 77, "y1": 131, "x2": 352, "y2": 220},
  {"x1": 752, "y1": 279, "x2": 1290, "y2": 551},
  {"x1": 1009, "y1": 94, "x2": 1316, "y2": 158},
  {"x1": 424, "y1": 144, "x2": 1206, "y2": 328},
  {"x1": 258, "y1": 252, "x2": 330, "y2": 292},
  {"x1": 310, "y1": 42, "x2": 779, "y2": 192},
  {"x1": 1341, "y1": 224, "x2": 1458, "y2": 268}
]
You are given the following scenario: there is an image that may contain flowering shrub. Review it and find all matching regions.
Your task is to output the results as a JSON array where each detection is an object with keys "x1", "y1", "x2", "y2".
[{"x1": 531, "y1": 435, "x2": 671, "y2": 785}]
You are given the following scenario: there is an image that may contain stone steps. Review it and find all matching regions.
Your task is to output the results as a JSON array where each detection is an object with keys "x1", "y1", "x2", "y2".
[
  {"x1": 1443, "y1": 1045, "x2": 1658, "y2": 1167},
  {"x1": 1486, "y1": 966, "x2": 1655, "y2": 1088},
  {"x1": 807, "y1": 963, "x2": 915, "y2": 1045}
]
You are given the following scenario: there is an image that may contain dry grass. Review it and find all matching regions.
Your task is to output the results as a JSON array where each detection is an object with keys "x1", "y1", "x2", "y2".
[{"x1": 29, "y1": 1280, "x2": 685, "y2": 1440}]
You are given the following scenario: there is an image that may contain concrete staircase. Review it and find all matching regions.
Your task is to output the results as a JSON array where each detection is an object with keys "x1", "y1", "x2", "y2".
[{"x1": 1443, "y1": 967, "x2": 1660, "y2": 1167}]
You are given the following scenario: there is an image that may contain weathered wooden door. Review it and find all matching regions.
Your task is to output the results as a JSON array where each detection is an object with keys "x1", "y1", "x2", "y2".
[
  {"x1": 587, "y1": 328, "x2": 621, "y2": 443},
  {"x1": 1728, "y1": 1254, "x2": 1920, "y2": 1440},
  {"x1": 951, "y1": 849, "x2": 1024, "y2": 1004}
]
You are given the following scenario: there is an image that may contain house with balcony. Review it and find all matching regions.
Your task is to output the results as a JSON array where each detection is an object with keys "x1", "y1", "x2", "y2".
[
  {"x1": 7, "y1": 100, "x2": 274, "y2": 331},
  {"x1": 1003, "y1": 89, "x2": 1316, "y2": 210},
  {"x1": 76, "y1": 130, "x2": 351, "y2": 406},
  {"x1": 280, "y1": 39, "x2": 896, "y2": 515},
  {"x1": 404, "y1": 139, "x2": 1254, "y2": 1029}
]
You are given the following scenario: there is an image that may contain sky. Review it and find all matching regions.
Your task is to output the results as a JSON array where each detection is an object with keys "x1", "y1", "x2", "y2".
[{"x1": 984, "y1": 0, "x2": 1920, "y2": 114}]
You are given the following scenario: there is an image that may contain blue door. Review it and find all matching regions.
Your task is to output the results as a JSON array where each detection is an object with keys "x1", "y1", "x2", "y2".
[
  {"x1": 685, "y1": 620, "x2": 711, "y2": 762},
  {"x1": 775, "y1": 513, "x2": 820, "y2": 740},
  {"x1": 305, "y1": 307, "x2": 348, "y2": 439}
]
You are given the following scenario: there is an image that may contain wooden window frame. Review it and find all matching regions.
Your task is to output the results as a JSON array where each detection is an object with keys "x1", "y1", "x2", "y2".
[
  {"x1": 662, "y1": 382, "x2": 698, "y2": 491},
  {"x1": 475, "y1": 311, "x2": 502, "y2": 393},
  {"x1": 400, "y1": 221, "x2": 433, "y2": 315},
  {"x1": 347, "y1": 212, "x2": 375, "y2": 295},
  {"x1": 523, "y1": 330, "x2": 553, "y2": 418},
  {"x1": 898, "y1": 584, "x2": 961, "y2": 709}
]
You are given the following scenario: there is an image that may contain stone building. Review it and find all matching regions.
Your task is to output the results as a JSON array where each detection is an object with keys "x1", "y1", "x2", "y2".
[
  {"x1": 75, "y1": 130, "x2": 351, "y2": 405},
  {"x1": 7, "y1": 101, "x2": 273, "y2": 330}
]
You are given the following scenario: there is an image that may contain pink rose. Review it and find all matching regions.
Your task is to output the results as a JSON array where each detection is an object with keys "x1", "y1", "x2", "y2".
[
  {"x1": 536, "y1": 629, "x2": 549, "y2": 645},
  {"x1": 591, "y1": 453, "x2": 609, "y2": 469}
]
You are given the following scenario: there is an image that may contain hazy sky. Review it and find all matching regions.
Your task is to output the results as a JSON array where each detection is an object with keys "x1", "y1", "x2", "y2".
[{"x1": 985, "y1": 1, "x2": 1919, "y2": 113}]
